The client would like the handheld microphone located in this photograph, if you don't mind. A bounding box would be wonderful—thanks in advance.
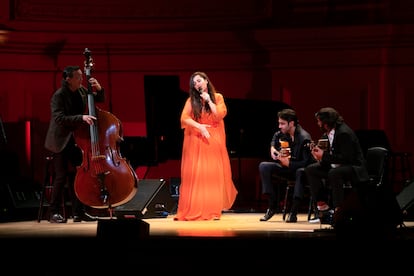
[198,87,202,94]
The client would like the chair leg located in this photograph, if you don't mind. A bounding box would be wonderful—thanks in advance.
[308,197,317,221]
[37,156,53,222]
[282,185,291,221]
[37,186,46,222]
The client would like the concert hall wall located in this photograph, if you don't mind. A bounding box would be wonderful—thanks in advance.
[1,1,414,208]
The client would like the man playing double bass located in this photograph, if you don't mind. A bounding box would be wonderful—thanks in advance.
[44,65,103,223]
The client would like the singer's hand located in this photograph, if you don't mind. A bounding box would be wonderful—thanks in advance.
[199,124,211,138]
[200,92,211,103]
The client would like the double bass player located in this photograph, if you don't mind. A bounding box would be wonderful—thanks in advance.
[44,65,103,223]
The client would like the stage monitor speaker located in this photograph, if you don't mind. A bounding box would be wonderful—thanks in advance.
[113,178,176,219]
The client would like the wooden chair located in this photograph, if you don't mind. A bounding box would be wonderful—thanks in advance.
[277,167,316,221]
[281,179,315,221]
[257,170,316,220]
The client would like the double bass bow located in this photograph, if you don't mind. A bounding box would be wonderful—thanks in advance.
[74,48,138,210]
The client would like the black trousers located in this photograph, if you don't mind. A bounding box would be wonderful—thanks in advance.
[259,161,307,210]
[49,142,83,216]
[305,162,354,209]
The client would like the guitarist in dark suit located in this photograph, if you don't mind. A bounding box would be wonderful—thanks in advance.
[258,108,314,222]
[306,107,368,224]
[44,65,104,223]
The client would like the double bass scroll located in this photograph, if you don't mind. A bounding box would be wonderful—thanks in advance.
[74,48,138,209]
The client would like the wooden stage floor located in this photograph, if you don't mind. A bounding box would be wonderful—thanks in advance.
[1,212,414,272]
[2,211,414,241]
[1,211,413,239]
[0,212,336,239]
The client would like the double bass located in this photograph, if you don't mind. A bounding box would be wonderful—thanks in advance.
[74,48,138,210]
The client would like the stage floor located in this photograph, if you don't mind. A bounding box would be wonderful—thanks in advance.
[1,212,414,240]
[1,212,414,272]
[0,212,334,239]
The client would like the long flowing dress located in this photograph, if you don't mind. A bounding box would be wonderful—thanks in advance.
[174,93,238,220]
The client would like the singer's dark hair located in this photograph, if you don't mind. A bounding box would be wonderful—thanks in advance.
[189,71,217,121]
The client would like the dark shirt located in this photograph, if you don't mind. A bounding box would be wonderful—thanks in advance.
[270,124,314,172]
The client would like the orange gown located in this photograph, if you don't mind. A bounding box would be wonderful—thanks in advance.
[174,93,238,221]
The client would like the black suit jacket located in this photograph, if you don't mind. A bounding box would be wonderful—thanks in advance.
[44,85,105,153]
[320,122,369,183]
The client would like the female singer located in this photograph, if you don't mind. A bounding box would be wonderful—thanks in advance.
[174,71,238,221]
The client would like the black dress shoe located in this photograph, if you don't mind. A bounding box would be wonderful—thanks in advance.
[82,212,98,221]
[260,209,276,221]
[73,212,98,222]
[50,214,67,223]
[285,213,297,223]
[320,209,335,225]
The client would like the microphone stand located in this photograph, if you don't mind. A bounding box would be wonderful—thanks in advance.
[0,115,7,146]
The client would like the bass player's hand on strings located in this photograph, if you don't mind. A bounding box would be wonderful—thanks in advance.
[82,115,97,125]
[88,77,102,91]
